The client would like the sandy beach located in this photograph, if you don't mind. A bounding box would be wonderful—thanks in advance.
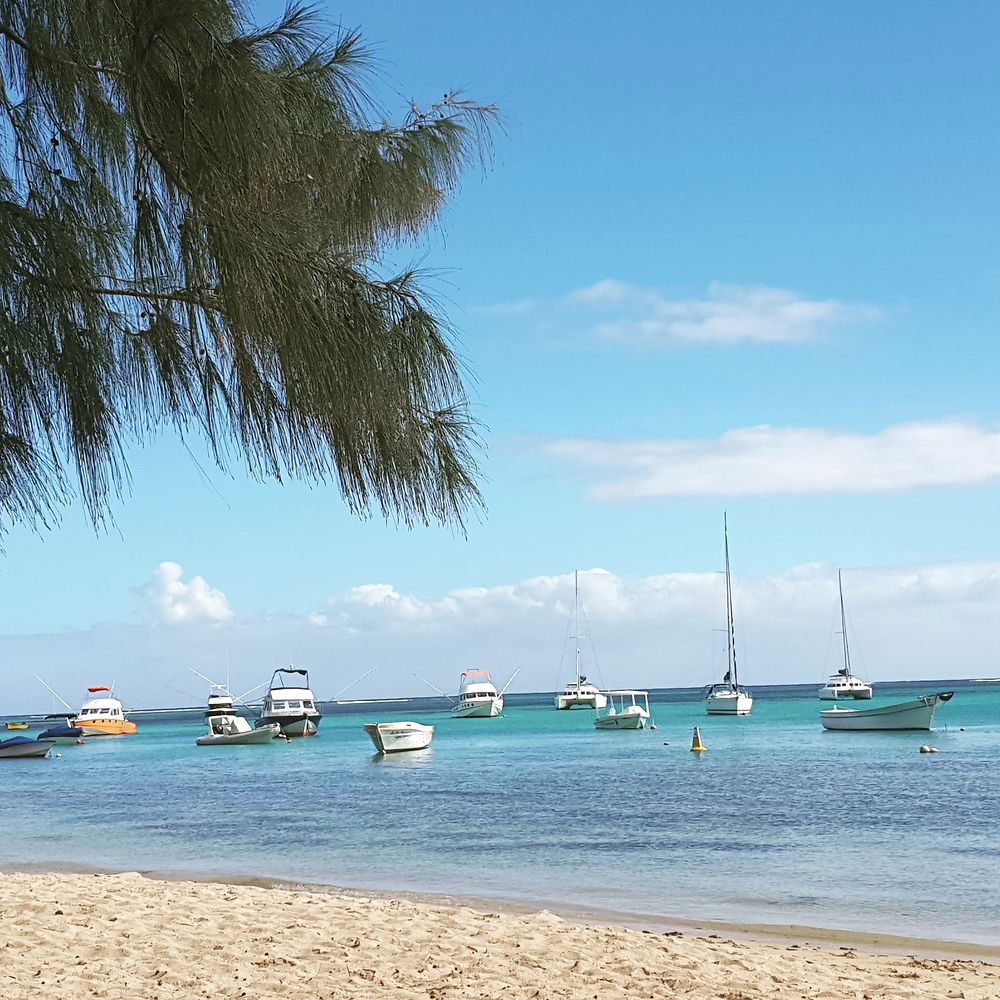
[2,872,998,999]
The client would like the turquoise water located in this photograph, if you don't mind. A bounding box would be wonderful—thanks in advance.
[2,680,998,944]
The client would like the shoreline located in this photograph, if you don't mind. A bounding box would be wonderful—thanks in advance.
[3,869,999,1000]
[7,859,999,962]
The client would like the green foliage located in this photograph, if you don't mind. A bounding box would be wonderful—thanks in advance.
[0,0,497,535]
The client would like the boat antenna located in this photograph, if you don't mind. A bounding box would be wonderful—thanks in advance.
[34,674,73,711]
[329,666,377,702]
[724,512,738,690]
[499,667,521,696]
[412,672,456,704]
[233,680,269,703]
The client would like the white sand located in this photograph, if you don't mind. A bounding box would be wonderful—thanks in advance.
[2,871,998,998]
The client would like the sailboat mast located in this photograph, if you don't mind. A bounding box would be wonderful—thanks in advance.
[574,570,581,686]
[838,570,852,677]
[724,514,738,689]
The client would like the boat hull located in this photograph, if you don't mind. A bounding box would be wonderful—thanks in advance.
[820,693,951,731]
[364,722,435,754]
[0,738,54,759]
[704,690,753,715]
[197,725,281,746]
[256,714,320,737]
[38,726,85,745]
[555,692,608,710]
[594,712,647,731]
[451,698,502,718]
[76,719,138,736]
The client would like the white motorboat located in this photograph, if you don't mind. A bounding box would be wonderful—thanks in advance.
[554,571,608,711]
[255,668,322,736]
[594,690,651,730]
[704,515,753,716]
[818,572,873,700]
[364,721,435,754]
[197,713,281,745]
[820,691,954,731]
[451,670,505,717]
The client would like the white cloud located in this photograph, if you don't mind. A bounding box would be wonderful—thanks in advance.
[546,419,1000,499]
[138,561,234,625]
[8,560,999,714]
[484,279,884,346]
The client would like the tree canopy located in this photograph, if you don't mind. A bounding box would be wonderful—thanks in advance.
[0,0,497,537]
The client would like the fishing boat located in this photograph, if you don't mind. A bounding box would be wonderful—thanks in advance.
[593,690,651,730]
[819,572,873,700]
[75,686,138,736]
[4,721,30,730]
[704,515,753,716]
[0,736,55,759]
[363,721,435,754]
[255,668,321,736]
[451,669,511,718]
[554,571,608,710]
[196,682,282,745]
[820,691,953,731]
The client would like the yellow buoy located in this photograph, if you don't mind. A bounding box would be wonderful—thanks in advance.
[690,726,708,753]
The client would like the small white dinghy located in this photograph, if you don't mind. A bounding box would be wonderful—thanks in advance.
[196,713,282,746]
[364,721,435,754]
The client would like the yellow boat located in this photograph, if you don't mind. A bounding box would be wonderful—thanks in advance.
[4,722,29,730]
[75,686,138,736]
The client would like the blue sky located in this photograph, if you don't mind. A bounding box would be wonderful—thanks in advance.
[4,2,1000,711]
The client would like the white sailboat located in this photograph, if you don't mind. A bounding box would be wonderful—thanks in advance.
[554,571,608,711]
[704,515,753,716]
[818,572,873,700]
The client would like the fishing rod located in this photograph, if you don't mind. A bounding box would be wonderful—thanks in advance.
[499,668,521,696]
[327,666,377,703]
[413,672,456,704]
[34,674,73,711]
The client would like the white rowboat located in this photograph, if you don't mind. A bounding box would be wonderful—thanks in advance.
[364,721,435,754]
[820,692,954,731]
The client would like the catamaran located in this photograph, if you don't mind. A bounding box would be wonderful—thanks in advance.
[819,571,873,700]
[704,515,753,716]
[554,571,608,710]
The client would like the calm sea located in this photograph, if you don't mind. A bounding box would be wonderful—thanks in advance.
[2,679,998,944]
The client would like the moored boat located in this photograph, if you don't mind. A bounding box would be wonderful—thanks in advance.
[37,724,85,745]
[594,690,651,730]
[451,670,507,718]
[364,721,435,754]
[704,515,753,716]
[0,736,55,759]
[820,692,954,731]
[255,668,321,736]
[75,686,138,736]
[4,721,30,730]
[197,714,281,746]
[554,572,608,711]
[818,572,873,700]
